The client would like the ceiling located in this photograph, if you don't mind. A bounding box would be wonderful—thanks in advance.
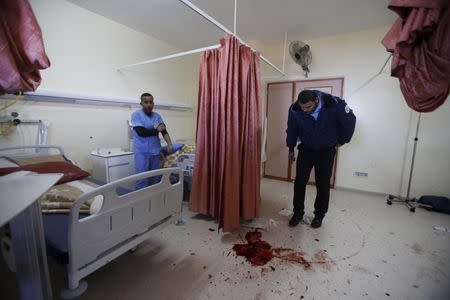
[68,0,396,50]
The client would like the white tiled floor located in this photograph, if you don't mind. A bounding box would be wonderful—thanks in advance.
[2,178,450,299]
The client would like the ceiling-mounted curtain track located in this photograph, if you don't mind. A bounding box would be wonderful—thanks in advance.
[0,89,192,111]
[117,0,285,76]
[234,0,237,35]
[117,44,220,70]
[282,32,288,73]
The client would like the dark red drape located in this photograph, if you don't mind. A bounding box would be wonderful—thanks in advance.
[382,0,450,112]
[189,35,262,231]
[0,0,50,95]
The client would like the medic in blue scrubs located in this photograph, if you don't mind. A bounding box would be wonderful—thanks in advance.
[286,90,356,228]
[131,93,173,189]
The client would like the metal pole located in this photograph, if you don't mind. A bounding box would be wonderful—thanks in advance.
[117,44,220,70]
[347,54,392,100]
[405,113,421,200]
[378,54,392,75]
[260,56,285,75]
[282,32,287,73]
[178,0,233,35]
[234,0,237,35]
[119,0,285,76]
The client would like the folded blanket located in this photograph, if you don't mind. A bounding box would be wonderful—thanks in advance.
[40,179,103,214]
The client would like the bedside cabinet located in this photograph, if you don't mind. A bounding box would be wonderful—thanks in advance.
[91,150,135,189]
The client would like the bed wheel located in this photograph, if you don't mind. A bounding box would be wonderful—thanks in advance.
[60,280,88,299]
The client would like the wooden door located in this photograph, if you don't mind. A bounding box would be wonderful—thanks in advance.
[264,82,294,180]
[292,78,344,187]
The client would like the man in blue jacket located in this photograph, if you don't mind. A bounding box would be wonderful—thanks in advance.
[131,93,173,189]
[286,90,356,228]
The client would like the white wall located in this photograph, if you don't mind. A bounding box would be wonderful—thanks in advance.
[405,103,450,198]
[0,0,199,170]
[260,27,450,198]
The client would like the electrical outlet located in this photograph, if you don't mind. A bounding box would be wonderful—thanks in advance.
[353,171,368,178]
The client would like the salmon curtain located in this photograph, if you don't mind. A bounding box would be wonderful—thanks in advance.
[189,35,262,231]
[382,0,450,112]
[0,0,50,94]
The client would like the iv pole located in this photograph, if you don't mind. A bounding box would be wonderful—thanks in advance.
[386,112,422,212]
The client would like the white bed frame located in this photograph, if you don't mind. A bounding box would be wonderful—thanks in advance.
[0,145,183,298]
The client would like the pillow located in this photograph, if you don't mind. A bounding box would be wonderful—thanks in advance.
[0,157,19,168]
[40,179,102,214]
[0,161,90,184]
[11,154,68,166]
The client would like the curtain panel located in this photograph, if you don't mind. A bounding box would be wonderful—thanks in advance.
[189,35,262,231]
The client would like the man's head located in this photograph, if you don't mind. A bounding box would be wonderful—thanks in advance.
[140,92,154,114]
[297,90,319,114]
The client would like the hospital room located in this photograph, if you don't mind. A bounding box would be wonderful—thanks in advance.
[0,0,449,299]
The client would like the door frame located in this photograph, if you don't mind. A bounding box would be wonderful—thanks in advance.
[263,81,296,181]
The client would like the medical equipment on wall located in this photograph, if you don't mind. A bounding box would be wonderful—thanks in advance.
[0,111,49,146]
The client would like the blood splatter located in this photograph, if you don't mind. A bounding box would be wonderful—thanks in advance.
[232,230,313,269]
[232,230,273,266]
[273,247,312,270]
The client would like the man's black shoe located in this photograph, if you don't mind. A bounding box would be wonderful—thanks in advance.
[311,217,323,228]
[288,214,303,227]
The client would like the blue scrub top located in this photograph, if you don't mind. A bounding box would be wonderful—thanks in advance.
[131,110,164,155]
[310,97,323,120]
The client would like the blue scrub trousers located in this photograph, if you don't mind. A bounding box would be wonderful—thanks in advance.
[135,152,162,190]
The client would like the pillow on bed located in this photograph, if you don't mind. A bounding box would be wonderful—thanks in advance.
[0,161,90,184]
[0,157,19,168]
[40,179,102,215]
[11,154,68,166]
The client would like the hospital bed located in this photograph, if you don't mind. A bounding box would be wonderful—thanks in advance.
[0,145,183,298]
[162,143,196,201]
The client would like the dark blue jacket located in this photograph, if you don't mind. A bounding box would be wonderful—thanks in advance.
[286,90,356,151]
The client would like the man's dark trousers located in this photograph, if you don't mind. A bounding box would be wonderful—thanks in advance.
[293,144,336,219]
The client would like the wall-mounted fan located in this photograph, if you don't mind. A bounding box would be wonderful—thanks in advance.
[289,41,312,77]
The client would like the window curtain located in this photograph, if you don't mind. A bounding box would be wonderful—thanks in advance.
[189,35,262,232]
[0,0,50,94]
[382,0,450,112]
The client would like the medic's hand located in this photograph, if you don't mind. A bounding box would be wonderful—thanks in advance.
[288,151,295,163]
[167,144,174,154]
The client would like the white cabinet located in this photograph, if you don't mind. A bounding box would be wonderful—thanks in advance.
[91,151,135,188]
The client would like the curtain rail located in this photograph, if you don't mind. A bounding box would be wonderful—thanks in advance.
[117,0,285,76]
